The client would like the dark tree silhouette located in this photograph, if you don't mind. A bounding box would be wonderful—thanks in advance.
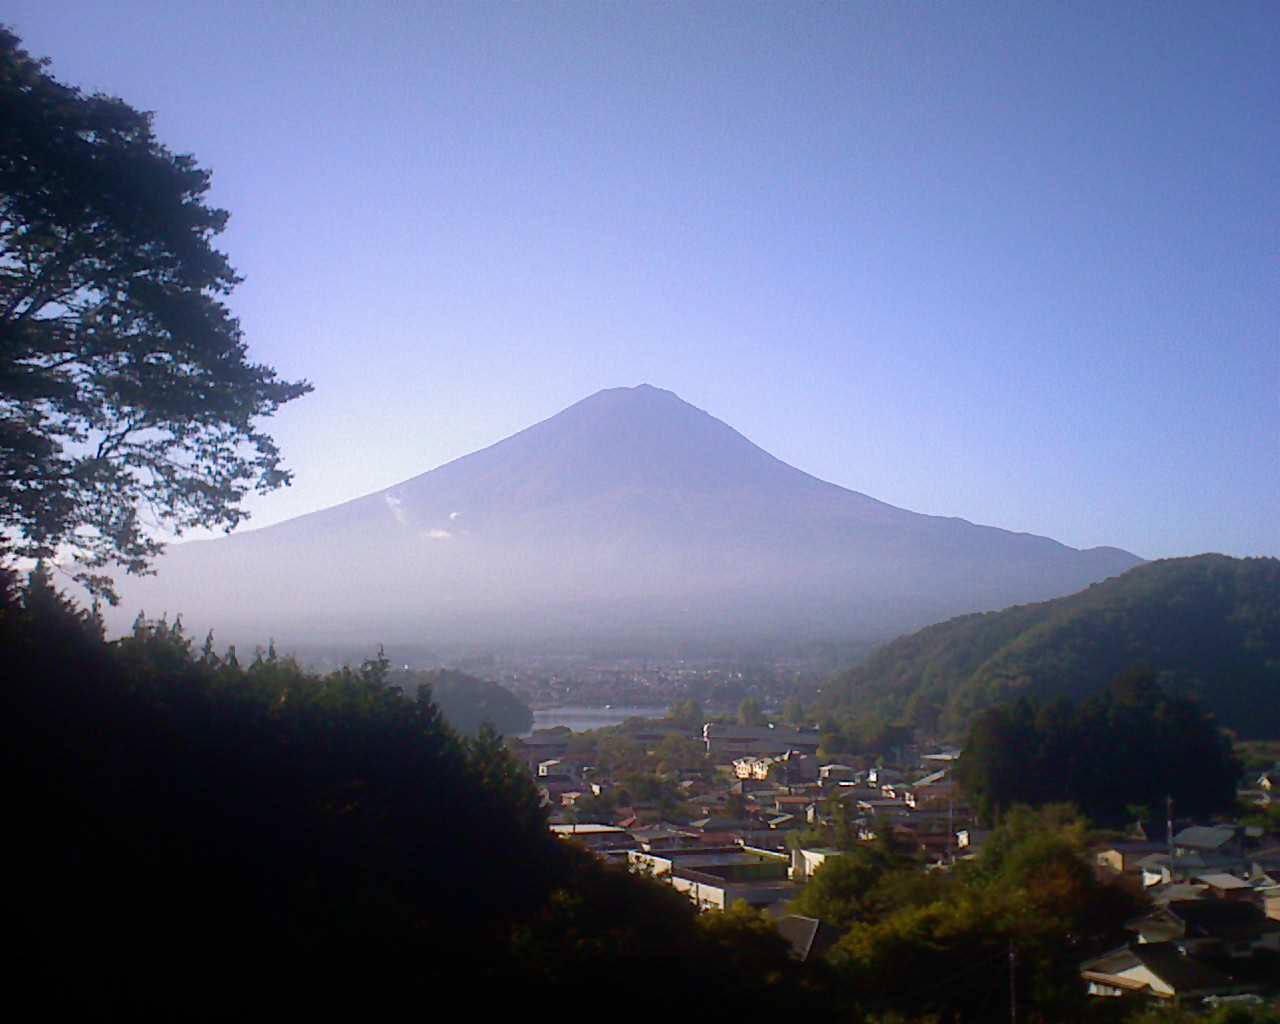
[956,669,1240,823]
[0,29,309,595]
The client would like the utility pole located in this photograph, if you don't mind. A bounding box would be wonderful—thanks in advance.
[1009,941,1017,1024]
[948,788,955,863]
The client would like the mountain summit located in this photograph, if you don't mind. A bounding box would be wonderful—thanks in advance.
[108,385,1142,649]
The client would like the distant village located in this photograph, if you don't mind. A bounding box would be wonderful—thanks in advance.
[481,654,830,711]
[514,719,1280,1008]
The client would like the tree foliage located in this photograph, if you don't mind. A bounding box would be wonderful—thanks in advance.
[830,807,1144,1023]
[667,697,704,730]
[0,29,309,594]
[654,731,706,774]
[955,670,1240,824]
[2,570,839,1011]
[790,847,897,930]
[821,555,1280,738]
[1126,1005,1280,1024]
[738,695,766,726]
[394,666,533,737]
[782,695,807,726]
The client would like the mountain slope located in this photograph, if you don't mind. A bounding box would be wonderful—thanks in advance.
[822,554,1280,737]
[106,385,1142,649]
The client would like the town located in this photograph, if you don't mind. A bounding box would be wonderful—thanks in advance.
[515,713,1280,1010]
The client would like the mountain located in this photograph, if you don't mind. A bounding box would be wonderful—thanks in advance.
[821,554,1280,738]
[106,384,1142,650]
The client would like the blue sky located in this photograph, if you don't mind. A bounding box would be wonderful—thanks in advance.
[10,2,1278,559]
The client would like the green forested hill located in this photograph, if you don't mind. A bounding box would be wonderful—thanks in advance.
[822,555,1280,738]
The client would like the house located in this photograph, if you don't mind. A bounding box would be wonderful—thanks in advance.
[629,845,798,911]
[1173,825,1243,860]
[688,816,755,832]
[775,915,842,962]
[1128,898,1280,957]
[630,824,698,850]
[867,766,906,786]
[538,756,593,777]
[513,731,569,768]
[703,723,820,760]
[732,754,774,780]
[1081,942,1259,1001]
[790,846,843,881]
[832,785,881,806]
[1262,884,1280,922]
[1251,846,1280,880]
[819,764,858,784]
[1148,883,1209,907]
[1194,873,1257,902]
[669,868,799,912]
[1161,825,1250,880]
[856,798,910,819]
[956,828,991,855]
[1140,853,1174,887]
[737,829,790,853]
[1096,841,1168,875]
[901,779,958,810]
[1083,895,1280,1003]
[910,831,955,863]
[549,823,639,859]
[910,768,949,788]
[536,773,581,806]
[731,749,818,783]
[774,793,814,815]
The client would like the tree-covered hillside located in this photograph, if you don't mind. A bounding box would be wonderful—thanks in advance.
[955,670,1241,824]
[394,667,533,736]
[822,555,1280,738]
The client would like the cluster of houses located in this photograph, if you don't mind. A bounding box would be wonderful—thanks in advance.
[1085,815,1280,1004]
[519,723,976,863]
[518,723,1280,1001]
[518,724,982,960]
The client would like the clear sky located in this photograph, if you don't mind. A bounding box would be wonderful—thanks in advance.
[9,2,1278,559]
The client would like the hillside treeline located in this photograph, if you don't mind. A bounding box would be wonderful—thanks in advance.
[821,555,1280,739]
[955,669,1240,824]
[2,567,816,1016]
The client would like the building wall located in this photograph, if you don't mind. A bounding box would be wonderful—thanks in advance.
[791,847,840,881]
[1118,965,1173,998]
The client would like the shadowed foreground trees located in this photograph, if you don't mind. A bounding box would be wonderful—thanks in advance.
[6,571,1240,1021]
[803,806,1146,1024]
[7,570,554,1001]
[3,569,820,1015]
